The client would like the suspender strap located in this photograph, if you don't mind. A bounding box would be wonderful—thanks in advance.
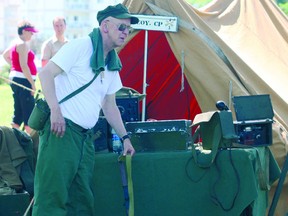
[58,73,98,104]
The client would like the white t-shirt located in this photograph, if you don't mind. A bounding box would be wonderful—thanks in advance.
[51,36,122,129]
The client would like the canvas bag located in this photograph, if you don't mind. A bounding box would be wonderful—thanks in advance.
[190,111,238,168]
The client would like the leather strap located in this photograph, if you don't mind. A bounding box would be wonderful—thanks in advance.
[121,134,130,143]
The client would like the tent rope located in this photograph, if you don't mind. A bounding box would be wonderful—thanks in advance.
[180,50,185,92]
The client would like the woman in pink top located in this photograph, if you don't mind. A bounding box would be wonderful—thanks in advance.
[3,20,38,134]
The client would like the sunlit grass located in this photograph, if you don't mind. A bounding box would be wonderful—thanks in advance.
[186,0,213,8]
[0,73,41,127]
[0,83,14,127]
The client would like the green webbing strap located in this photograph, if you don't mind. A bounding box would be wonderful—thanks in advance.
[58,73,98,104]
[255,147,270,191]
[126,155,134,216]
[191,126,201,162]
[119,155,134,216]
[231,144,271,191]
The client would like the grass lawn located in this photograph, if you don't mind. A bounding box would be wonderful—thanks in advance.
[0,83,14,127]
[0,75,41,127]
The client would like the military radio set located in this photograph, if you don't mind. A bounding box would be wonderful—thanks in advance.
[232,94,274,147]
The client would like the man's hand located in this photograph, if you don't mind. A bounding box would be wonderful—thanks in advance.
[122,139,135,156]
[50,106,66,137]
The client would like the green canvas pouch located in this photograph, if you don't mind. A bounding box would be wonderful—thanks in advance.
[28,98,50,131]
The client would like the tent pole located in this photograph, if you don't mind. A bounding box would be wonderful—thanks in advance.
[141,30,148,121]
[229,81,233,109]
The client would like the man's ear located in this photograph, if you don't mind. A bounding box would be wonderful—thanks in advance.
[102,22,109,33]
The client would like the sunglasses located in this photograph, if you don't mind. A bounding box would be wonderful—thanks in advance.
[107,20,133,33]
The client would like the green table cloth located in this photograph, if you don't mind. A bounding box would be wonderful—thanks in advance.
[93,147,280,216]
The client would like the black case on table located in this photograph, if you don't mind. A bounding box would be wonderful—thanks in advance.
[232,94,274,146]
[125,119,192,152]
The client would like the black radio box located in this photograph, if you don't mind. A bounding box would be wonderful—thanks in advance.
[115,87,144,123]
[116,97,139,122]
[232,94,274,146]
[125,119,192,152]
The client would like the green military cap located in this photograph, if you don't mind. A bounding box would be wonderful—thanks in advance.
[97,3,139,25]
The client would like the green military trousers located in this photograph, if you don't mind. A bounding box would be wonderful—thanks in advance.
[32,119,95,216]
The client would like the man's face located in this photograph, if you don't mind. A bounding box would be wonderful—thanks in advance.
[53,19,66,36]
[105,18,132,48]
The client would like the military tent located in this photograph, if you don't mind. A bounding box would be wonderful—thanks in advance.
[119,0,288,214]
[119,0,287,128]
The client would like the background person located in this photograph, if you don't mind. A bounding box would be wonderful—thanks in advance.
[2,20,38,134]
[41,16,68,67]
[32,4,138,215]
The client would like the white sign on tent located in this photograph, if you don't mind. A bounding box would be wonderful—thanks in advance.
[132,15,178,32]
[131,15,178,121]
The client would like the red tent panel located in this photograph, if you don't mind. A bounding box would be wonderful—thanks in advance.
[119,30,201,121]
